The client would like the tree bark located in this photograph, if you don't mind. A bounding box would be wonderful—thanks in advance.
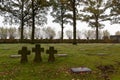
[31,0,35,42]
[72,0,77,45]
[61,4,64,42]
[95,16,99,41]
[21,0,24,41]
[96,25,99,40]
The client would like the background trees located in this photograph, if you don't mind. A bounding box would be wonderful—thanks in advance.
[0,27,8,39]
[8,27,17,39]
[83,30,95,40]
[0,0,49,41]
[66,30,73,39]
[43,27,56,39]
[50,0,73,41]
[0,27,17,39]
[115,31,120,35]
[76,30,81,39]
[79,0,111,40]
[110,0,120,24]
[31,0,50,41]
[0,0,31,40]
[0,0,120,42]
[103,30,110,39]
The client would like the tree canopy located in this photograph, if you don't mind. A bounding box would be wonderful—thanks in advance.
[78,0,111,40]
[0,0,119,42]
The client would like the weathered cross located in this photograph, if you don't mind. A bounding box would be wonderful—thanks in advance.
[46,46,57,62]
[32,44,44,63]
[18,46,30,63]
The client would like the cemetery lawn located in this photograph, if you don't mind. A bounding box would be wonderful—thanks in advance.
[0,43,120,80]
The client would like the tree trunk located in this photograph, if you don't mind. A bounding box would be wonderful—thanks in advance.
[31,0,35,42]
[72,0,77,45]
[20,0,24,41]
[96,26,99,41]
[95,16,99,41]
[61,5,64,42]
[61,24,64,41]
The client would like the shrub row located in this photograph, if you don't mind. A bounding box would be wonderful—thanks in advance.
[0,39,118,43]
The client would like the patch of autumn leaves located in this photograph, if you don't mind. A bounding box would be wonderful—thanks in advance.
[0,63,20,77]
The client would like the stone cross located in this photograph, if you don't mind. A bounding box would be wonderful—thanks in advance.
[18,46,30,63]
[32,44,44,63]
[46,46,57,62]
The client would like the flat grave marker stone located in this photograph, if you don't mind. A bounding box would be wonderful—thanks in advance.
[71,67,92,74]
[86,53,109,56]
[10,54,21,58]
[97,53,109,56]
[56,54,68,57]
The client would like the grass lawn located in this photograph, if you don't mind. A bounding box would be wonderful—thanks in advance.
[0,43,120,80]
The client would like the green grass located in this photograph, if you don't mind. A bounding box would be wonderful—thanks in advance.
[0,43,120,80]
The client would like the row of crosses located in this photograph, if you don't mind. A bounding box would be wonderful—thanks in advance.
[18,44,57,63]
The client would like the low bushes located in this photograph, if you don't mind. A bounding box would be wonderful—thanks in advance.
[0,39,117,43]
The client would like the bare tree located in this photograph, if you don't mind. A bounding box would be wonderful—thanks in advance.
[0,27,8,39]
[83,30,95,40]
[57,31,62,39]
[76,30,81,39]
[98,30,103,39]
[8,27,17,39]
[35,28,44,39]
[103,30,110,39]
[23,27,32,39]
[66,30,72,39]
[43,27,56,39]
[115,31,120,35]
